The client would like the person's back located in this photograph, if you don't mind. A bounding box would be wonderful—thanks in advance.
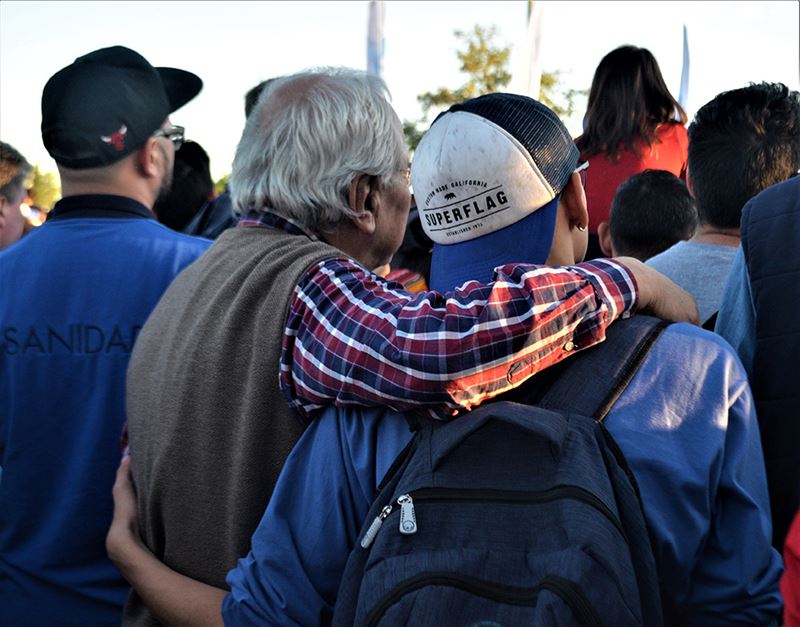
[717,175,800,551]
[647,82,800,325]
[0,208,208,621]
[646,240,737,323]
[0,46,208,625]
[583,122,688,241]
[124,225,337,623]
[223,93,782,626]
[225,320,781,626]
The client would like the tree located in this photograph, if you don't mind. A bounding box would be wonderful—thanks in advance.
[417,25,512,115]
[538,70,585,121]
[402,120,426,154]
[28,165,61,211]
[214,174,230,195]
[402,25,585,152]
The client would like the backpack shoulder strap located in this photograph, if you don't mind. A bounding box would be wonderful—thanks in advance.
[508,315,669,422]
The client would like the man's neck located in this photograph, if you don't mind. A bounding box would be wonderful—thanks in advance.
[690,224,740,248]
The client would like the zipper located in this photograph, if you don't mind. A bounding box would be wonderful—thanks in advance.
[364,572,602,627]
[360,504,394,549]
[361,485,626,546]
[397,494,417,535]
[361,494,418,548]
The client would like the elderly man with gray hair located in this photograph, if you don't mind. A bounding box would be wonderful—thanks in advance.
[117,67,695,625]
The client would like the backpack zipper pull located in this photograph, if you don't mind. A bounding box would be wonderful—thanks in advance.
[360,504,393,549]
[397,494,417,535]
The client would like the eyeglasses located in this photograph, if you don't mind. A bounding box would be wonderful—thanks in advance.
[575,160,589,189]
[153,125,185,150]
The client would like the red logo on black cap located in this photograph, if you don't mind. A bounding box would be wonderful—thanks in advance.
[100,125,128,151]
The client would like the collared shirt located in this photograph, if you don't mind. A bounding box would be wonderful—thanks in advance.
[47,193,155,221]
[238,211,638,418]
[224,323,783,626]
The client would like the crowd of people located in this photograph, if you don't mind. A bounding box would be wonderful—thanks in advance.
[0,41,799,627]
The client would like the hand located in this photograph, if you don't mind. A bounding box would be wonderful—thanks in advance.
[615,257,700,325]
[106,455,147,569]
[105,456,227,625]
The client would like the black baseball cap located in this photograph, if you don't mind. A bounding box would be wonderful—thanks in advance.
[41,46,202,169]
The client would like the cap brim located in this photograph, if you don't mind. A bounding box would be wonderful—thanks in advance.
[157,67,202,113]
[429,196,558,292]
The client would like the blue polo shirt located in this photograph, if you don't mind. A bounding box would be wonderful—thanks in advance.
[0,195,210,626]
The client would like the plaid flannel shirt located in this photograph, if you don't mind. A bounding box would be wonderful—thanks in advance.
[238,212,637,419]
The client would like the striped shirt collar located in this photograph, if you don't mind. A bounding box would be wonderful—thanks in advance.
[237,210,319,241]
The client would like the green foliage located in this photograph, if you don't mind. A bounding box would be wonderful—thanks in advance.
[28,165,60,211]
[214,174,230,195]
[417,25,512,115]
[539,70,587,120]
[404,24,584,152]
[402,120,426,153]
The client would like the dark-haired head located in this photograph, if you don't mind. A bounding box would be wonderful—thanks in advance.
[605,169,697,261]
[0,141,31,201]
[688,82,800,230]
[578,45,686,159]
[153,140,213,231]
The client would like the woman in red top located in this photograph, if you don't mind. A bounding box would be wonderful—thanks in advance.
[577,46,688,259]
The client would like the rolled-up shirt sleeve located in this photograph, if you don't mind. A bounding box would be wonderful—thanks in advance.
[280,258,638,418]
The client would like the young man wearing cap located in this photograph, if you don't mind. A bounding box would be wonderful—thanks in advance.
[0,46,210,625]
[107,93,779,625]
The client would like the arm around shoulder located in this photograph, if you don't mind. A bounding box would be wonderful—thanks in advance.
[282,257,698,418]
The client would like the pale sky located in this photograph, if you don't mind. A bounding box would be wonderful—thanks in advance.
[1,0,798,180]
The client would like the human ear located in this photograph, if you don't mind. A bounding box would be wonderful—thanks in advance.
[561,172,590,263]
[597,221,614,257]
[560,172,589,232]
[347,174,377,235]
[134,138,160,179]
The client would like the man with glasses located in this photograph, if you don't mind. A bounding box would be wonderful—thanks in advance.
[0,46,210,625]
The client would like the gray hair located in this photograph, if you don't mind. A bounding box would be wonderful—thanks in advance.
[229,67,407,234]
[0,141,31,200]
